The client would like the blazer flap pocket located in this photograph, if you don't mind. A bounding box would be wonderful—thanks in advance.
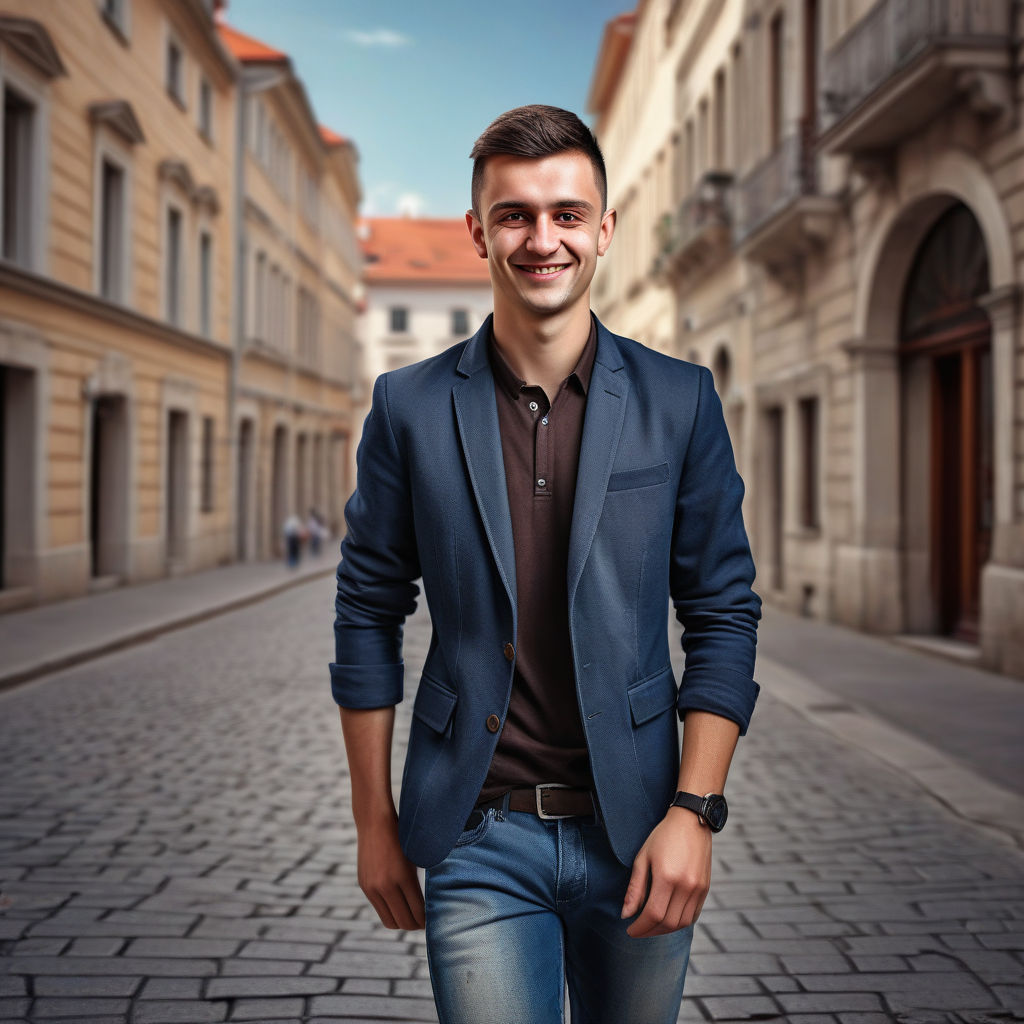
[608,462,669,492]
[627,666,678,725]
[413,673,458,733]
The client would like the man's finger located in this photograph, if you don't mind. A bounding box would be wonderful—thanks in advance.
[620,854,650,918]
[626,879,671,937]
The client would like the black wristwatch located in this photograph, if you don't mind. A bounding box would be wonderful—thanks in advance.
[669,791,728,832]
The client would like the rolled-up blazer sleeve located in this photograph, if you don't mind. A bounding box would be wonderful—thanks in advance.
[671,366,761,732]
[330,373,421,709]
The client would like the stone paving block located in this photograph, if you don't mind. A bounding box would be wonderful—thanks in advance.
[682,973,762,996]
[124,937,240,959]
[206,975,337,998]
[2,956,217,977]
[138,978,203,999]
[8,938,69,956]
[698,993,782,1017]
[237,939,328,960]
[67,938,127,957]
[0,981,24,997]
[308,951,417,979]
[778,992,886,1013]
[309,994,439,1020]
[0,1005,28,1019]
[219,959,304,976]
[341,979,390,995]
[31,998,131,1017]
[780,954,853,974]
[760,975,800,992]
[229,998,306,1020]
[132,1001,228,1023]
[689,952,782,975]
[34,975,142,996]
[392,979,435,998]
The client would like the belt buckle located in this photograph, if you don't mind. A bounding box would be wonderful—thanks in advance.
[535,783,572,820]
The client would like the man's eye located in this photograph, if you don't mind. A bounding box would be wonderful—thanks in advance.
[556,212,579,222]
[503,212,526,222]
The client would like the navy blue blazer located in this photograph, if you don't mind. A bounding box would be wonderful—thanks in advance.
[331,314,761,868]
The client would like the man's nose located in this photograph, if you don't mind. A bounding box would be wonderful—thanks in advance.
[526,216,559,256]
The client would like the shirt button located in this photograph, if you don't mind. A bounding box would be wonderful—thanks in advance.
[528,401,539,412]
[503,642,515,661]
[486,714,501,733]
[537,478,546,488]
[541,417,548,425]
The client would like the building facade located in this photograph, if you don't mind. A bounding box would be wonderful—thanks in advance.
[359,217,491,385]
[219,22,362,552]
[592,0,1024,676]
[0,1,361,612]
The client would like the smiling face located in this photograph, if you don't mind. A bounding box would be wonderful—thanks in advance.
[466,151,615,327]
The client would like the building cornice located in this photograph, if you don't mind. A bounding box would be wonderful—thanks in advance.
[0,260,232,361]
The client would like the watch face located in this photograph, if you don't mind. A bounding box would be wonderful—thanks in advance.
[702,794,728,832]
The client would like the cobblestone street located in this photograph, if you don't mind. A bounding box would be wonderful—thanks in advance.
[1,576,1022,1023]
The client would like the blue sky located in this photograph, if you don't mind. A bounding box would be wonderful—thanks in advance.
[228,0,629,217]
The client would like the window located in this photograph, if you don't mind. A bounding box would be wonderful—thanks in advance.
[200,415,214,513]
[165,206,182,326]
[769,12,785,151]
[253,250,266,339]
[2,86,35,266]
[390,306,408,333]
[451,309,469,336]
[99,158,125,301]
[166,36,184,105]
[198,230,212,337]
[713,68,726,169]
[798,396,819,529]
[102,0,129,39]
[684,119,694,194]
[198,77,212,140]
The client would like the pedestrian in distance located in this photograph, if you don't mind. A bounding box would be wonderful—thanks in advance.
[282,512,303,569]
[331,104,761,1023]
[307,507,324,558]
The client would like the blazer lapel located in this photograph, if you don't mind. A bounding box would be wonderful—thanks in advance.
[568,322,630,605]
[452,317,517,612]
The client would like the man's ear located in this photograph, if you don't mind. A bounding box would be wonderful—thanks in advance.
[597,207,616,257]
[466,210,488,259]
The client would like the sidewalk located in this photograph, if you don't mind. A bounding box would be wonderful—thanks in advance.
[753,604,1024,850]
[0,550,338,692]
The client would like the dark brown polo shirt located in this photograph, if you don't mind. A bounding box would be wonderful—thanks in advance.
[478,318,597,802]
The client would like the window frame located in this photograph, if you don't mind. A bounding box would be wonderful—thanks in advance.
[164,25,186,109]
[389,306,409,334]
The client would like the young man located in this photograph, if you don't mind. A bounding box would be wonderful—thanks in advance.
[332,105,760,1023]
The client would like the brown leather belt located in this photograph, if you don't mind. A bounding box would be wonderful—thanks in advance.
[468,784,597,829]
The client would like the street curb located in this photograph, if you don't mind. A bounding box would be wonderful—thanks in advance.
[758,653,1024,851]
[0,566,336,695]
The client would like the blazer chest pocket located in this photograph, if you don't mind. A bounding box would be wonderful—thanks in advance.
[607,462,669,493]
[413,673,458,736]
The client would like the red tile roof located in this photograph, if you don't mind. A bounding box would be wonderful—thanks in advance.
[361,218,491,285]
[217,23,287,63]
[319,125,348,147]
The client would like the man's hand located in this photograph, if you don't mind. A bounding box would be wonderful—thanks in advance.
[621,807,711,937]
[356,813,425,931]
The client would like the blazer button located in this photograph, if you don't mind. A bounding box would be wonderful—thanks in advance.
[503,642,515,661]
[486,714,501,733]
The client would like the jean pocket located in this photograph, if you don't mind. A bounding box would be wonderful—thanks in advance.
[454,808,494,847]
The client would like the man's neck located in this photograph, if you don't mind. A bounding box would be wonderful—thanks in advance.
[491,301,593,401]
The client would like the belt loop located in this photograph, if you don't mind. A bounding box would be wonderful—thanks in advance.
[497,791,511,821]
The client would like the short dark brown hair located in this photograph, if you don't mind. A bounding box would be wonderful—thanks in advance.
[470,104,608,216]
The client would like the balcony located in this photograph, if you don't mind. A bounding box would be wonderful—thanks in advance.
[819,0,1013,156]
[653,171,733,283]
[735,128,838,273]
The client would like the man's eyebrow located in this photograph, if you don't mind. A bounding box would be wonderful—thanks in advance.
[488,199,596,217]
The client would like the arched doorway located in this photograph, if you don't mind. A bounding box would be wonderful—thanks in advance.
[900,203,992,641]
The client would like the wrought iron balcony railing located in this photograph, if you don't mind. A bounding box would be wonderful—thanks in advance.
[654,171,733,280]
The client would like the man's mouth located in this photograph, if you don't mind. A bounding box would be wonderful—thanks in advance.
[516,263,570,277]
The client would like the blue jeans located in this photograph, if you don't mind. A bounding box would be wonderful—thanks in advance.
[424,805,692,1024]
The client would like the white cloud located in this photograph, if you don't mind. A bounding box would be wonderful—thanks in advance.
[345,28,412,48]
[396,192,426,217]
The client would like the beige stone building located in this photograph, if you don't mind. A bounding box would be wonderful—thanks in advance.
[219,22,362,553]
[0,2,362,613]
[591,0,1024,677]
[0,0,239,609]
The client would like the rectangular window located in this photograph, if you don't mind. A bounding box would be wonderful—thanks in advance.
[198,77,213,140]
[200,415,214,513]
[3,86,35,266]
[390,306,408,333]
[451,309,469,336]
[684,119,694,194]
[254,251,266,339]
[798,396,819,529]
[199,230,212,337]
[713,68,726,169]
[166,37,183,104]
[102,0,127,36]
[100,158,125,301]
[166,206,182,326]
[769,12,785,151]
